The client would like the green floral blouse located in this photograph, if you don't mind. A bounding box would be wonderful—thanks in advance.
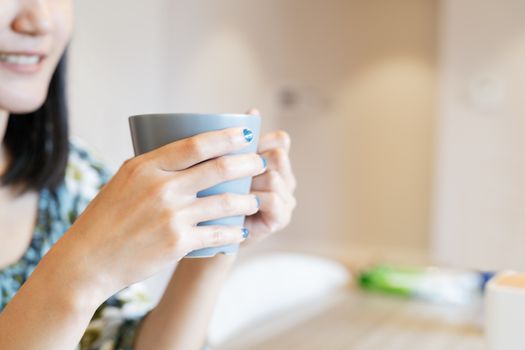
[0,139,154,350]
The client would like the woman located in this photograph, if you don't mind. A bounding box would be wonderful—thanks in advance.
[0,1,296,349]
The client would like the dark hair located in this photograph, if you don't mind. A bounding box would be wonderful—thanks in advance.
[1,54,69,194]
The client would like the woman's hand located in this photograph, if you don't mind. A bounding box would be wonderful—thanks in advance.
[244,109,297,243]
[55,127,265,302]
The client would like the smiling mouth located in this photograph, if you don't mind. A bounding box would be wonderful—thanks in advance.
[0,52,46,73]
[0,53,44,65]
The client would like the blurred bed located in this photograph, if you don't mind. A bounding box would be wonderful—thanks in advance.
[209,253,485,350]
[140,252,485,350]
[209,253,351,347]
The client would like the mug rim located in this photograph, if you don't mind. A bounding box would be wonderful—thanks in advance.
[129,113,260,120]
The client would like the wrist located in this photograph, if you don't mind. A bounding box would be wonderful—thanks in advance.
[136,254,237,350]
[25,267,100,320]
[177,253,237,277]
[167,254,237,293]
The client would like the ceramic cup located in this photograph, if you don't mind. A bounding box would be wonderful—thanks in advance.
[485,271,525,350]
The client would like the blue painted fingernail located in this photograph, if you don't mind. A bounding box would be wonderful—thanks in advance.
[242,228,250,239]
[243,129,254,142]
[255,196,260,208]
[260,156,267,169]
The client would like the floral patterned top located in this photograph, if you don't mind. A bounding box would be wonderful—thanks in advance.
[0,139,154,350]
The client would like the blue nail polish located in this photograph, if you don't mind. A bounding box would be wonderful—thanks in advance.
[260,156,267,169]
[243,129,254,143]
[242,228,250,239]
[255,196,260,208]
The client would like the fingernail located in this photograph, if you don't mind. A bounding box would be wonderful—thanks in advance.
[243,129,254,143]
[255,196,260,208]
[242,228,250,239]
[260,156,267,169]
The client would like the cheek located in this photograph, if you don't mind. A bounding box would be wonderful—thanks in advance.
[56,0,74,43]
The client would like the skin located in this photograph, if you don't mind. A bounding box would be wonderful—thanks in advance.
[0,1,296,350]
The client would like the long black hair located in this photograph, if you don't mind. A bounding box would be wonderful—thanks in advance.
[1,54,69,194]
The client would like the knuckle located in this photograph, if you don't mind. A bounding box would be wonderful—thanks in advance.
[204,228,224,247]
[267,170,281,188]
[214,157,233,178]
[198,231,208,248]
[184,137,206,159]
[151,180,171,203]
[219,193,237,212]
[272,148,287,168]
[167,174,183,190]
[224,130,238,146]
[170,209,185,228]
[268,193,281,208]
[123,157,149,179]
[275,130,291,149]
[212,230,223,245]
[274,147,287,159]
[268,220,281,233]
[122,158,134,170]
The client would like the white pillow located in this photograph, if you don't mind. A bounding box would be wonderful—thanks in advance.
[208,253,351,345]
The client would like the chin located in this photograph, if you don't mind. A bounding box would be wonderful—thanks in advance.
[0,89,48,114]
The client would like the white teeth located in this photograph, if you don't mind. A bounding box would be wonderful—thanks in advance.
[0,54,40,65]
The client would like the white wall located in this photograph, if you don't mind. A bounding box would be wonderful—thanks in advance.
[69,1,438,262]
[69,0,172,167]
[433,0,525,270]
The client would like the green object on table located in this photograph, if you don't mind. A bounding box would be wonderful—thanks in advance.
[359,265,425,297]
[358,264,485,304]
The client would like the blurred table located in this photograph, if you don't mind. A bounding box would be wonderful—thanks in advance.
[217,288,486,350]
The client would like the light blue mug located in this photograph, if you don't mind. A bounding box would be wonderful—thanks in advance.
[129,113,261,258]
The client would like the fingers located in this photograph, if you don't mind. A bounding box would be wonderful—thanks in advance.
[149,127,255,171]
[251,170,296,205]
[179,153,266,193]
[246,108,260,116]
[258,130,291,153]
[251,169,288,195]
[250,190,293,232]
[187,226,248,251]
[182,193,259,224]
[257,148,296,191]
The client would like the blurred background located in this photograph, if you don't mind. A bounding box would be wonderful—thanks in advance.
[67,0,525,348]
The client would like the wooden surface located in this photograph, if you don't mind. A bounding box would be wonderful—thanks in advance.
[217,289,486,350]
